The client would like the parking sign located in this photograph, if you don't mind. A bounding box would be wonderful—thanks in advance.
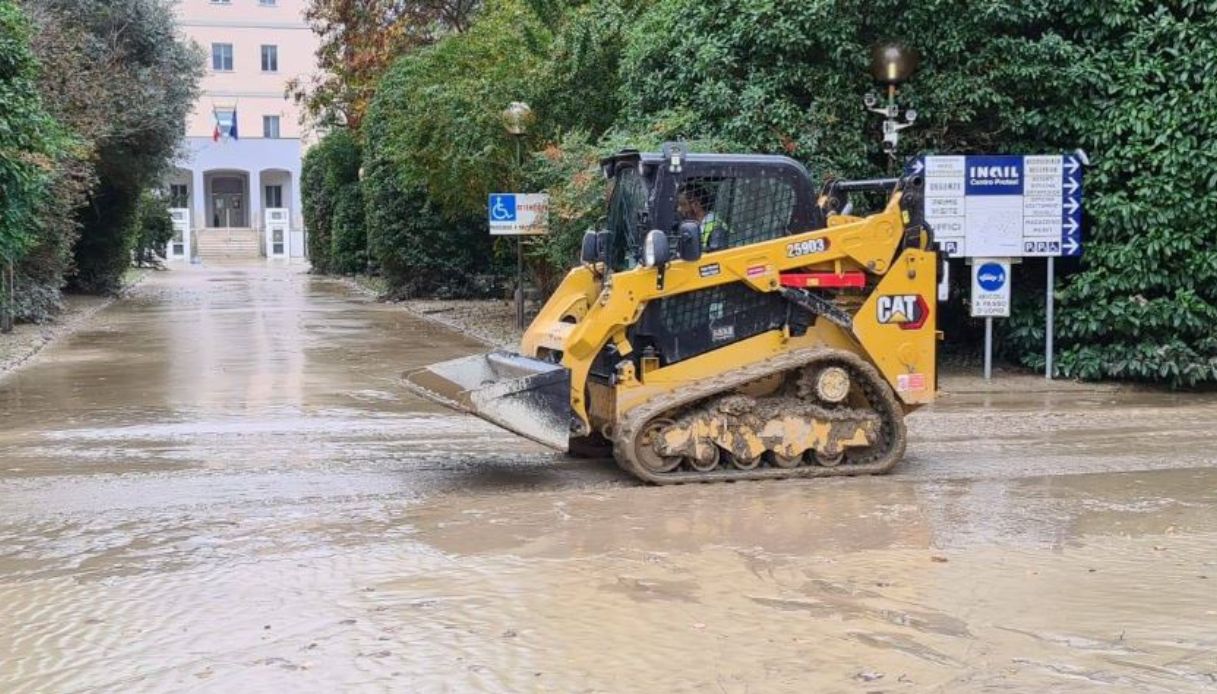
[488,193,548,235]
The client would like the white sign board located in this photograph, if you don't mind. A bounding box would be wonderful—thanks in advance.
[971,258,1011,318]
[265,208,289,258]
[168,208,190,260]
[910,154,1083,258]
[488,193,549,235]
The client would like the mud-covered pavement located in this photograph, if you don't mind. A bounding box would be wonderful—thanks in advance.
[2,265,1216,692]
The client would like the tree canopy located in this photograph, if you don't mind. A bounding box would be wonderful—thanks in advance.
[2,0,201,322]
[290,0,480,129]
[300,0,1217,387]
[0,1,67,269]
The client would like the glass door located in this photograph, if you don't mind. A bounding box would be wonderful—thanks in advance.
[212,192,245,227]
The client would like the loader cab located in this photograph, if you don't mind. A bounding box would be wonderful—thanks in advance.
[592,147,828,373]
[597,149,823,272]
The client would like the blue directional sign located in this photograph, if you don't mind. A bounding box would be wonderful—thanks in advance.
[1060,154,1083,256]
[906,154,1083,258]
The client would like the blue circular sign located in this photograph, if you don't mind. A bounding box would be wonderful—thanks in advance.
[977,262,1006,292]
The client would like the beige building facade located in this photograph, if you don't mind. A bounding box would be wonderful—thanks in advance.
[167,0,319,261]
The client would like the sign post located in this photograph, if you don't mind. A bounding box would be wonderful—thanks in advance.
[1046,256,1055,379]
[488,193,549,329]
[911,153,1084,378]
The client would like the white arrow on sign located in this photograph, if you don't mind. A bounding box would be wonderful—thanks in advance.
[909,159,925,175]
[1064,217,1079,234]
[1063,177,1080,195]
[1063,237,1080,254]
[1064,197,1080,215]
[1065,156,1080,175]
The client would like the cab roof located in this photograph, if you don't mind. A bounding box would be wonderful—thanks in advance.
[600,146,813,182]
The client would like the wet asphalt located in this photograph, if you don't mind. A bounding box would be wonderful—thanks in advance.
[2,264,1216,692]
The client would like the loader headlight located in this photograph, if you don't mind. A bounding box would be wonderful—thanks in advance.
[643,229,670,268]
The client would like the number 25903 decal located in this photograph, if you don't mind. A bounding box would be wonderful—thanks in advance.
[786,238,829,258]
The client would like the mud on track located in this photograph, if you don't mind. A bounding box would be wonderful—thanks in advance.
[1,264,1216,692]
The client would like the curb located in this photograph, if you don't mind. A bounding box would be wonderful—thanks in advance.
[337,276,516,349]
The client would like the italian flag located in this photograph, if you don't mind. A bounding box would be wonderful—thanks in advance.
[212,109,239,141]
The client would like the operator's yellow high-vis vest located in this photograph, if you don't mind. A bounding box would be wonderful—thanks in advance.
[701,213,722,247]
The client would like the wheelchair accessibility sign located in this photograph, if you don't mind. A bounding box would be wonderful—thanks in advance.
[488,193,549,235]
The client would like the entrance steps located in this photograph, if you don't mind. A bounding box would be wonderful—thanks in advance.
[197,228,261,263]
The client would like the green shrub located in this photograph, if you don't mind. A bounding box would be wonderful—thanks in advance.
[1007,2,1217,387]
[358,0,550,296]
[70,179,141,292]
[330,182,366,274]
[361,148,491,297]
[301,146,332,272]
[365,0,551,222]
[131,190,174,267]
[302,129,361,274]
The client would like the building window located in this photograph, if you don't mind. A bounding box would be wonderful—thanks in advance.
[170,184,189,208]
[259,0,277,5]
[261,45,278,72]
[263,115,281,139]
[211,43,233,71]
[265,185,284,209]
[211,0,232,4]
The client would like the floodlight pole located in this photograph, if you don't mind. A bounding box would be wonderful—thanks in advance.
[864,43,919,162]
[502,101,533,332]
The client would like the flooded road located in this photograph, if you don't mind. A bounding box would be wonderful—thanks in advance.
[2,264,1216,692]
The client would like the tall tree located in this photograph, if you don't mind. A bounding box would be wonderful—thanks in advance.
[289,0,480,130]
[21,0,202,295]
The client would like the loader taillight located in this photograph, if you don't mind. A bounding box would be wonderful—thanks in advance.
[779,271,866,289]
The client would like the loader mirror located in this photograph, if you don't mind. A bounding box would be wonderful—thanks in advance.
[677,220,702,262]
[643,229,670,268]
[580,229,600,264]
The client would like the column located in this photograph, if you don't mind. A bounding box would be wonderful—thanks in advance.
[246,171,261,232]
[192,169,206,230]
[289,164,303,232]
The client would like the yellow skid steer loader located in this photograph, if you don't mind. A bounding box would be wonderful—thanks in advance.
[406,144,939,484]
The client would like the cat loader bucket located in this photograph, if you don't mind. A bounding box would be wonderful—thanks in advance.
[403,351,572,450]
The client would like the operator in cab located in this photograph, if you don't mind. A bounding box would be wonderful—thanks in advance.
[678,180,728,252]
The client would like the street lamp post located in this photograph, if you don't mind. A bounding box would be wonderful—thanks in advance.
[863,42,919,161]
[501,101,533,330]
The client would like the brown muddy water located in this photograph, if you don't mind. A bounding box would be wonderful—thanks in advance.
[2,264,1216,692]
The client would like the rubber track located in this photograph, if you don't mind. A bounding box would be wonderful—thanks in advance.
[611,347,908,485]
